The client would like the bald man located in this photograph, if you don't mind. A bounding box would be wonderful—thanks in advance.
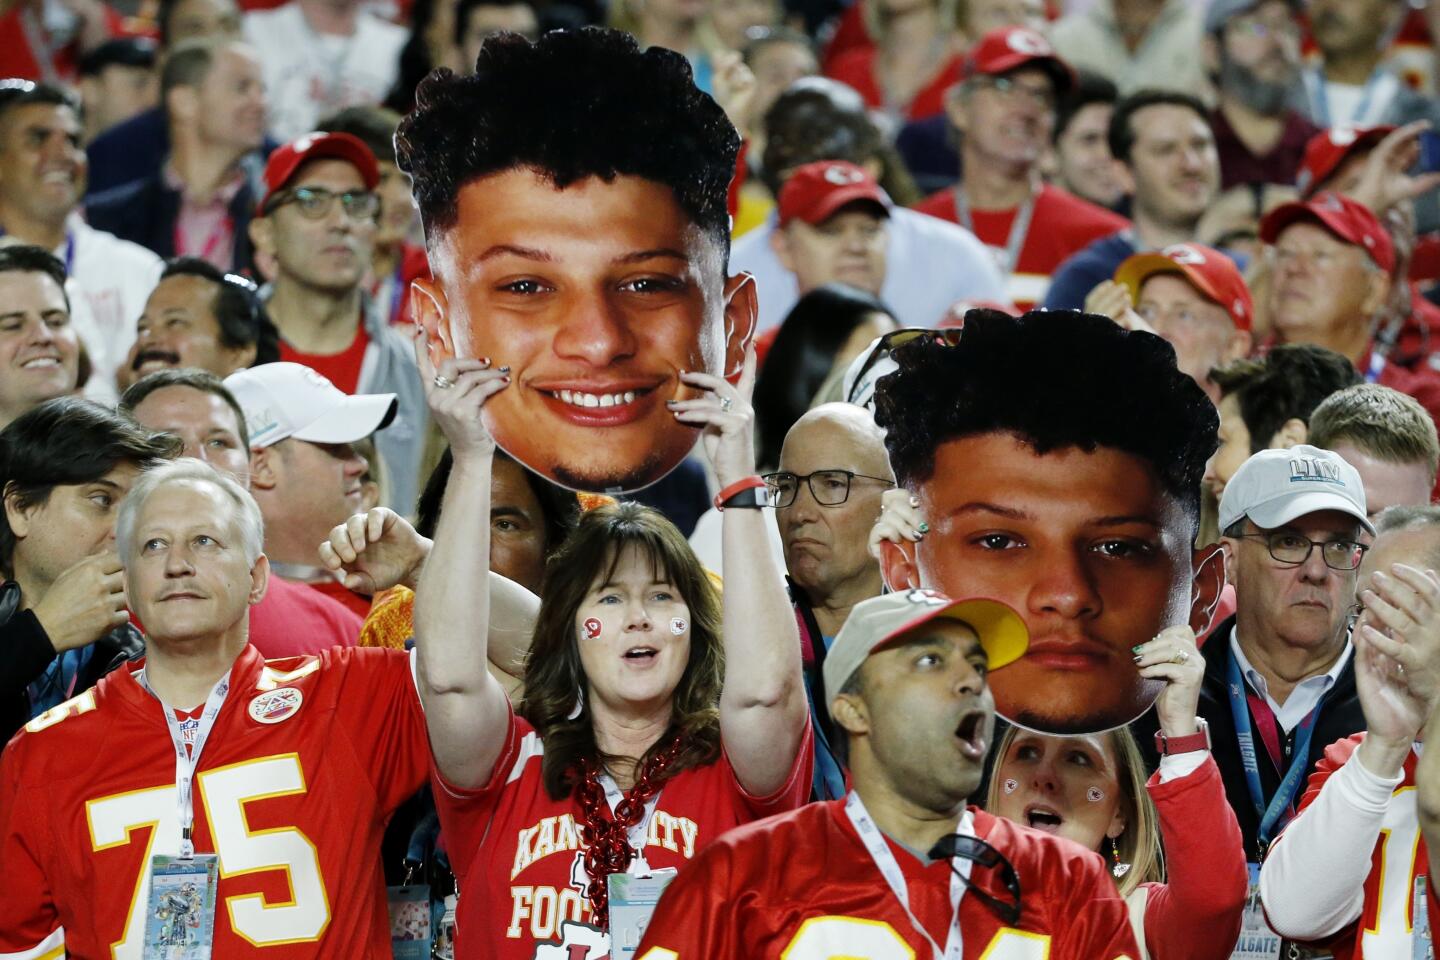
[768,402,896,799]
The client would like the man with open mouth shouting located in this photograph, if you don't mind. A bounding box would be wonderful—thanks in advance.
[636,588,1143,958]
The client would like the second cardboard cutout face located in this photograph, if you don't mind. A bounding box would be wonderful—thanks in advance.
[882,432,1220,735]
[416,168,754,494]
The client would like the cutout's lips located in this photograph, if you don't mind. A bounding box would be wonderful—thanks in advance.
[1023,636,1112,671]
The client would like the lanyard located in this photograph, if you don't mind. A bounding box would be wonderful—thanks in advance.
[1305,67,1392,127]
[953,186,1036,276]
[138,669,231,859]
[1365,348,1388,384]
[1225,650,1326,854]
[844,791,969,960]
[175,212,232,267]
[598,773,663,870]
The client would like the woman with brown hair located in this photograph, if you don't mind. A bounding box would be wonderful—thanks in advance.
[408,343,812,958]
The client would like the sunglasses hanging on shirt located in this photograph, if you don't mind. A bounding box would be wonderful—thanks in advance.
[928,833,1024,927]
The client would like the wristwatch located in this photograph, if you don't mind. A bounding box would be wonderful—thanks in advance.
[1155,718,1211,756]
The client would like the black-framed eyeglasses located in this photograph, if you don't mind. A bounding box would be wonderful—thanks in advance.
[762,470,894,508]
[929,833,1023,926]
[265,186,380,222]
[1233,532,1368,571]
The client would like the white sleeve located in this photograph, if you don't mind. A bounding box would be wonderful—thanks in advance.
[1157,750,1208,783]
[1258,747,1402,939]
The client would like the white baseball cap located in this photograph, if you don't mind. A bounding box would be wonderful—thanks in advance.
[824,589,1028,718]
[224,362,397,450]
[1218,444,1374,535]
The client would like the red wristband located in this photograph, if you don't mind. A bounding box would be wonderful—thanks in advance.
[714,476,767,510]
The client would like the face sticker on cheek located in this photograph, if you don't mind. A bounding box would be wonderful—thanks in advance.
[1003,778,1018,794]
[1087,786,1105,803]
[669,617,687,636]
[583,617,602,640]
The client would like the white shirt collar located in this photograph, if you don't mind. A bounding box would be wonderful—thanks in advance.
[1229,625,1352,733]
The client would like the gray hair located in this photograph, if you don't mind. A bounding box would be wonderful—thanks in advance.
[1373,505,1440,572]
[116,459,265,566]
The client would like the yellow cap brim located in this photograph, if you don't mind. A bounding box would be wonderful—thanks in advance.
[1113,253,1187,303]
[942,598,1029,671]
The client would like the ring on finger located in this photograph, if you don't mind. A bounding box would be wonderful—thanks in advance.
[433,374,455,390]
[1171,650,1190,665]
[720,396,734,412]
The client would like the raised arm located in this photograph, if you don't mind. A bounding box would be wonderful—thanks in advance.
[319,509,541,689]
[407,339,515,788]
[1262,563,1440,937]
[670,345,806,795]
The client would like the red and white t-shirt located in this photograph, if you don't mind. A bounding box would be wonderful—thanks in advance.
[432,706,813,959]
[913,183,1130,309]
[280,320,370,395]
[0,644,427,958]
[635,801,1140,958]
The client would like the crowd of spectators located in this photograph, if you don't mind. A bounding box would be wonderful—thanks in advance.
[6,0,1440,957]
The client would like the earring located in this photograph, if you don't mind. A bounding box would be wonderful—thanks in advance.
[566,685,584,721]
[1109,836,1131,879]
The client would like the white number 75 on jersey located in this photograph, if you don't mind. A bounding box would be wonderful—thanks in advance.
[85,753,331,958]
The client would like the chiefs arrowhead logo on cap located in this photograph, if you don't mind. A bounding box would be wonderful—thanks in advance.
[1329,127,1359,146]
[823,164,865,186]
[1163,243,1206,265]
[1006,28,1051,56]
[905,588,949,606]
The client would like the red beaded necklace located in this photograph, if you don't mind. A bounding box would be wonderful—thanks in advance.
[572,734,685,929]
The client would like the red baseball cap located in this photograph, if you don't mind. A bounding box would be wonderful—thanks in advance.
[1114,242,1253,331]
[1296,125,1394,197]
[257,131,380,214]
[964,26,1075,96]
[777,160,890,228]
[1259,190,1397,275]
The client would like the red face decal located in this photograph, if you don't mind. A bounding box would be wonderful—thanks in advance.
[583,617,602,640]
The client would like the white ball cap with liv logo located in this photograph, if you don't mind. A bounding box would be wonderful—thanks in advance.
[1217,444,1374,535]
[223,362,398,450]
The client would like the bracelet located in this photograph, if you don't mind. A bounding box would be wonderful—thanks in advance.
[714,476,767,511]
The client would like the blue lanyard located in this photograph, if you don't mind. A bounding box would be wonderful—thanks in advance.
[385,260,405,326]
[1365,348,1388,384]
[1225,648,1327,855]
[1306,66,1387,127]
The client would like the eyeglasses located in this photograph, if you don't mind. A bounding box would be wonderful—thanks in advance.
[265,186,380,222]
[977,75,1056,110]
[929,833,1023,926]
[847,327,963,403]
[1232,531,1368,571]
[763,470,894,508]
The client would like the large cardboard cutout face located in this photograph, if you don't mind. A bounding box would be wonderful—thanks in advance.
[880,432,1224,735]
[414,168,756,493]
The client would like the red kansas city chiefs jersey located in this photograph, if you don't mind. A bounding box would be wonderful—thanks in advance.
[635,801,1140,959]
[1273,734,1440,959]
[0,644,428,959]
[432,705,813,959]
